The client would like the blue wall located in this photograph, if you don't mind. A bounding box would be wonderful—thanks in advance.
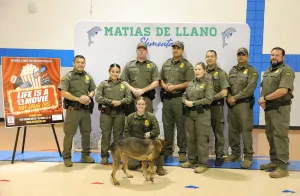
[246,0,300,125]
[1,0,299,125]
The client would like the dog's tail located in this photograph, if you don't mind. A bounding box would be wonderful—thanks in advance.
[110,141,117,152]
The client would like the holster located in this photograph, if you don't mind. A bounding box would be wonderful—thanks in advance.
[182,104,208,115]
[160,89,164,102]
[144,89,156,101]
[99,103,124,115]
[89,99,94,114]
[63,98,69,109]
[64,99,80,110]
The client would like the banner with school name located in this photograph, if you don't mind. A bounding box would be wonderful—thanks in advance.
[74,22,250,152]
[1,57,64,127]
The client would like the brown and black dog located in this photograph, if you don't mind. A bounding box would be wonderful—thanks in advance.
[110,137,166,186]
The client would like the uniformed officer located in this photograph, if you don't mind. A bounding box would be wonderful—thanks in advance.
[225,48,258,169]
[58,55,96,167]
[120,42,160,114]
[160,41,195,162]
[205,50,230,166]
[258,47,295,178]
[124,96,166,175]
[180,62,214,173]
[95,63,132,165]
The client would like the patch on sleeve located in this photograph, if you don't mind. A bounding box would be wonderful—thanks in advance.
[62,76,68,81]
[253,72,258,77]
[286,71,291,76]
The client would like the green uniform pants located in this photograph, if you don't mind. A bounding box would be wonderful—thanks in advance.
[210,105,225,158]
[228,102,254,159]
[63,108,91,159]
[100,112,125,158]
[265,105,290,169]
[162,97,186,155]
[186,110,211,165]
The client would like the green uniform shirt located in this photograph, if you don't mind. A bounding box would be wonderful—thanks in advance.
[120,59,160,89]
[228,64,258,100]
[182,73,214,106]
[160,57,195,86]
[58,69,96,96]
[207,66,230,96]
[124,111,160,139]
[261,63,295,102]
[95,79,132,105]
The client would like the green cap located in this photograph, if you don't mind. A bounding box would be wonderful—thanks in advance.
[137,42,147,49]
[172,41,184,49]
[237,47,249,55]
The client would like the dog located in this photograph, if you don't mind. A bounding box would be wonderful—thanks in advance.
[110,137,166,186]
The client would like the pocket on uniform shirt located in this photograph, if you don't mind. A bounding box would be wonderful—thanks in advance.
[129,67,139,81]
[196,88,206,98]
[163,66,172,80]
[238,74,248,85]
[143,68,152,81]
[229,74,237,85]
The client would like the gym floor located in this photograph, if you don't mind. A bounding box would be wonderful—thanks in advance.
[0,123,299,196]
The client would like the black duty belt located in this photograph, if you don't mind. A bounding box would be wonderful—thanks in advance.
[235,96,254,104]
[265,100,291,111]
[162,91,184,99]
[211,98,224,106]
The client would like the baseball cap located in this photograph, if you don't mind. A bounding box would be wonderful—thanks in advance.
[172,41,184,49]
[137,42,147,49]
[237,47,249,55]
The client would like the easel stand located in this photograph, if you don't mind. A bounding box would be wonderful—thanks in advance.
[11,124,62,164]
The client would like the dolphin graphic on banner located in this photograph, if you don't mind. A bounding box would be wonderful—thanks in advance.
[87,26,102,47]
[221,27,236,48]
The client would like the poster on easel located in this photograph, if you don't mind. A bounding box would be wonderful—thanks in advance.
[1,57,64,127]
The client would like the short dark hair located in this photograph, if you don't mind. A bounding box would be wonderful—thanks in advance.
[271,47,285,56]
[206,50,217,57]
[195,62,207,70]
[73,55,85,62]
[109,63,121,72]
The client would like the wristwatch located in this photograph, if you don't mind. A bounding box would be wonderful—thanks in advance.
[193,102,196,106]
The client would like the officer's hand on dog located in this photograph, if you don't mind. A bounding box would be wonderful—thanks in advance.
[144,132,151,139]
[185,100,194,107]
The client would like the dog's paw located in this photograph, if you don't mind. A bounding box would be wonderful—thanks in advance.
[127,175,133,178]
[150,177,154,182]
[114,181,120,186]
